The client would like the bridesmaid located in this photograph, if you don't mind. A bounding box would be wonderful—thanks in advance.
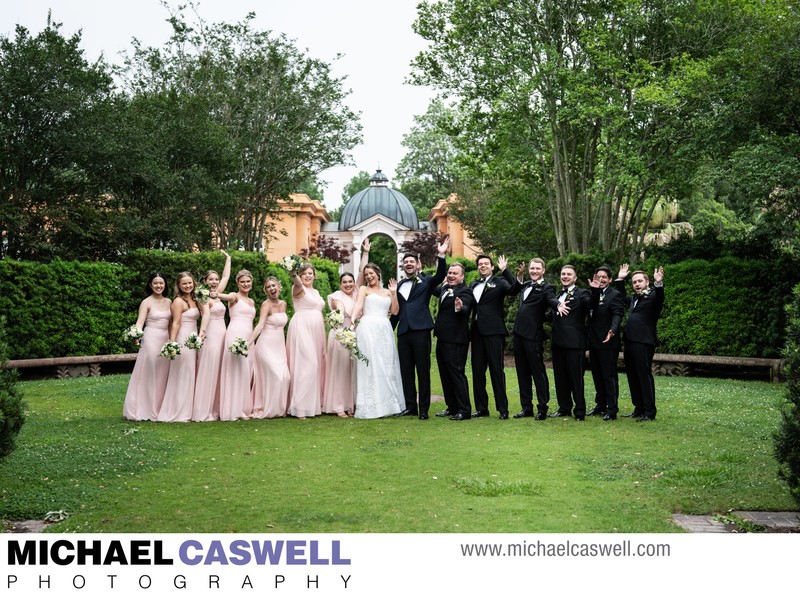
[158,272,201,422]
[322,272,357,417]
[249,276,290,419]
[123,272,172,421]
[192,250,231,421]
[218,269,256,421]
[286,263,326,419]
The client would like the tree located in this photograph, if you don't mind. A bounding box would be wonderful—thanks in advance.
[0,17,115,260]
[0,316,24,458]
[411,0,758,258]
[301,233,353,264]
[399,232,443,268]
[122,6,361,251]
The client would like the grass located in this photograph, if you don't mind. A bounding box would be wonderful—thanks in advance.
[0,368,794,533]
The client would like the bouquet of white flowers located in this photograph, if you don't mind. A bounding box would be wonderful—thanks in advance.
[325,308,344,330]
[281,254,304,274]
[122,325,144,344]
[159,341,181,360]
[334,328,369,365]
[228,337,249,357]
[194,284,211,304]
[184,332,203,350]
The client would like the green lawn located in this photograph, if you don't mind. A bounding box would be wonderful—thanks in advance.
[0,369,793,533]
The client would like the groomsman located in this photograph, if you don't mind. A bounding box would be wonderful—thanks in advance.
[504,258,560,420]
[433,263,475,420]
[587,266,625,420]
[469,254,513,419]
[392,236,450,420]
[614,264,665,422]
[549,265,590,420]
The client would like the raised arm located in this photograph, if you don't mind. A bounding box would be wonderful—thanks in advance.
[356,238,370,286]
[216,249,232,295]
[388,279,399,316]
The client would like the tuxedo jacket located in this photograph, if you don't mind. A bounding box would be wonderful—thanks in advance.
[503,268,559,341]
[588,286,624,350]
[551,287,590,349]
[614,281,665,346]
[469,274,512,336]
[433,283,475,344]
[391,257,447,335]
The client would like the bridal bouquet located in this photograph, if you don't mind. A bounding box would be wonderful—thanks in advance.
[159,341,181,360]
[184,332,203,350]
[122,325,144,344]
[228,337,249,357]
[334,328,369,366]
[325,308,344,330]
[281,254,304,274]
[194,284,211,304]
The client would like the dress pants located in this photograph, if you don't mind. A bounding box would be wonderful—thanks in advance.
[623,341,656,418]
[436,341,471,416]
[471,330,508,414]
[552,345,586,417]
[398,329,432,415]
[590,348,620,416]
[513,333,549,414]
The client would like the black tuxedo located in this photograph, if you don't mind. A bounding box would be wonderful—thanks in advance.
[504,269,559,415]
[614,280,665,419]
[391,256,447,416]
[551,286,590,418]
[433,282,475,416]
[469,273,512,415]
[588,286,624,416]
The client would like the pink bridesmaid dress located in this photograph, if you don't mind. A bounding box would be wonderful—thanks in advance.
[219,299,255,421]
[158,307,200,422]
[123,308,171,421]
[192,301,226,421]
[322,290,355,415]
[251,312,290,418]
[286,287,326,417]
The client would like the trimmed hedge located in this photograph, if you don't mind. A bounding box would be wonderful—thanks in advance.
[0,316,25,458]
[0,251,338,360]
[774,284,800,508]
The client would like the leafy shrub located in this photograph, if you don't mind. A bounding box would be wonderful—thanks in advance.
[775,284,800,508]
[0,316,25,458]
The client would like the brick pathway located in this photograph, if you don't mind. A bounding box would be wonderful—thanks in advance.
[673,511,800,533]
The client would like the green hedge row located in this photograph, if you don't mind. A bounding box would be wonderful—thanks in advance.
[0,250,339,360]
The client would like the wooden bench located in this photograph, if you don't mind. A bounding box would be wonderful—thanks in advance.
[6,354,137,379]
[647,353,784,383]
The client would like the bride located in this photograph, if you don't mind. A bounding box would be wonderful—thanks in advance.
[350,264,404,418]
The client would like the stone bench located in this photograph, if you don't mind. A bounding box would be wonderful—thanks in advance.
[647,353,784,383]
[6,354,137,379]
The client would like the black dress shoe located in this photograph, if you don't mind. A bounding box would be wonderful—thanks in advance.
[498,412,509,420]
[575,416,585,421]
[435,409,451,417]
[449,412,470,421]
[396,409,416,417]
[419,413,429,420]
[636,415,654,422]
[513,411,534,418]
[548,411,571,418]
[587,407,605,416]
[534,413,546,421]
[472,410,490,418]
[602,414,617,421]
[621,411,642,418]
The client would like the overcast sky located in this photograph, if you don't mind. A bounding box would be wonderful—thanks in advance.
[2,0,436,210]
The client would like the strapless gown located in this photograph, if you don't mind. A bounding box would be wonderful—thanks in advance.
[123,308,171,421]
[158,307,200,422]
[219,300,255,421]
[355,293,404,418]
[192,300,226,421]
[251,312,290,418]
[322,290,356,415]
[286,287,326,417]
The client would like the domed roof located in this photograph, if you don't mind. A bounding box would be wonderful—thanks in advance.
[338,169,419,231]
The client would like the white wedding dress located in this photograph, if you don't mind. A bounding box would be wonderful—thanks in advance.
[354,293,404,418]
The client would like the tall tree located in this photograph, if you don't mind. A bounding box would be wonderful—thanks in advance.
[122,6,361,251]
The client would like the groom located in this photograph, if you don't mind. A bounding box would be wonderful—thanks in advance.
[391,236,450,419]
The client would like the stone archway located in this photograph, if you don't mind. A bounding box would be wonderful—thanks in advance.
[343,213,419,280]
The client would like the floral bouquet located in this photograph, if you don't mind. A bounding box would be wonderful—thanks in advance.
[281,254,304,274]
[159,341,181,360]
[228,337,249,357]
[325,308,344,330]
[184,332,203,350]
[334,328,369,366]
[122,325,144,344]
[194,284,211,304]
